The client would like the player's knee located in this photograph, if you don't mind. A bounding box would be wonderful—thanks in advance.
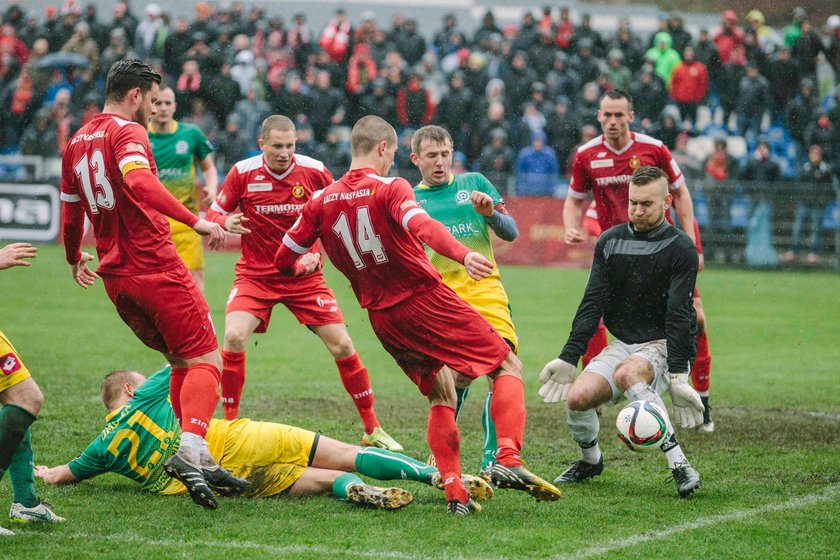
[18,381,44,416]
[224,327,250,350]
[330,337,355,360]
[565,386,591,412]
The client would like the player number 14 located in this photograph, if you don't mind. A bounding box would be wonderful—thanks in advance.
[73,149,116,214]
[332,207,388,269]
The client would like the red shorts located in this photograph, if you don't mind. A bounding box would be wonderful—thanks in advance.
[369,283,510,396]
[225,274,344,333]
[103,265,218,359]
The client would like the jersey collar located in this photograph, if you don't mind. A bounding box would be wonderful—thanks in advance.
[263,156,296,181]
[602,132,635,156]
[148,120,178,135]
[417,174,455,189]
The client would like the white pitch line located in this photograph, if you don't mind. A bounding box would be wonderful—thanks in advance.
[31,531,426,560]
[550,484,840,560]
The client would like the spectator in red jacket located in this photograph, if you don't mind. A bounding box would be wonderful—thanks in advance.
[396,70,435,128]
[670,46,709,127]
[714,10,744,64]
[319,8,352,64]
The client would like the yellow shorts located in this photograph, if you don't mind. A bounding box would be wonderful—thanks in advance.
[162,418,318,498]
[168,217,205,271]
[450,279,518,353]
[0,330,32,393]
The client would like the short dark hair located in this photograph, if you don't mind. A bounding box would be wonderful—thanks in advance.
[411,125,453,155]
[105,59,161,103]
[600,89,633,111]
[629,165,667,186]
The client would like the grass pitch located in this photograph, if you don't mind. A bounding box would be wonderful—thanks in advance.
[1,245,838,559]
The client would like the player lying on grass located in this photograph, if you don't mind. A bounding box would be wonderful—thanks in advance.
[34,367,492,509]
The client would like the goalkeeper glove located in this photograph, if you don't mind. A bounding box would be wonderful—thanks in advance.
[668,373,704,429]
[538,358,576,403]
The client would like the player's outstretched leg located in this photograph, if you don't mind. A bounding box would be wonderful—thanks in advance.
[333,473,413,510]
[489,374,561,501]
[669,461,702,498]
[353,446,494,501]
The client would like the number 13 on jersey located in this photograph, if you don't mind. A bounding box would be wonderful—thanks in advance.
[74,149,115,213]
[332,207,388,269]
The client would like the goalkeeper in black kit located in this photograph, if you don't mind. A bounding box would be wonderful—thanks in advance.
[539,166,704,498]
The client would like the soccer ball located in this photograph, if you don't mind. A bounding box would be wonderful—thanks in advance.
[615,400,669,453]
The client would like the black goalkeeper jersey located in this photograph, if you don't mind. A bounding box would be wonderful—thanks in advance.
[559,219,698,373]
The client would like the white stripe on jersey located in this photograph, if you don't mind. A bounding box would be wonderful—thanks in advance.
[210,201,230,215]
[118,154,150,170]
[401,207,427,229]
[60,192,81,202]
[282,232,310,254]
[234,155,263,174]
[366,173,397,184]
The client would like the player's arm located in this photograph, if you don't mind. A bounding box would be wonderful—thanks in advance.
[405,206,493,281]
[275,203,323,277]
[670,184,697,246]
[562,195,588,244]
[564,154,591,244]
[472,190,519,241]
[198,153,219,205]
[666,240,704,428]
[34,464,80,485]
[205,169,250,234]
[665,241,699,374]
[540,236,609,402]
[60,165,99,288]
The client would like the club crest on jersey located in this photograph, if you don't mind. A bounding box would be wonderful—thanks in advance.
[629,156,641,169]
[456,190,470,205]
[175,141,189,155]
[292,185,305,198]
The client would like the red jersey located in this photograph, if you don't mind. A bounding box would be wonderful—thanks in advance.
[282,168,442,310]
[61,113,182,276]
[569,132,685,232]
[211,154,334,278]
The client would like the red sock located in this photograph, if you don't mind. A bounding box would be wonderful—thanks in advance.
[582,323,608,370]
[180,362,221,438]
[169,367,188,423]
[427,405,467,503]
[336,353,379,434]
[490,375,525,467]
[692,331,711,393]
[221,350,246,420]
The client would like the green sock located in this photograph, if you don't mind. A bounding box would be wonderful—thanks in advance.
[332,472,363,501]
[0,404,37,474]
[9,428,39,507]
[454,386,469,422]
[354,447,437,484]
[480,391,497,469]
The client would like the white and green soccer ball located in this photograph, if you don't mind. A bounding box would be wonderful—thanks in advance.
[615,400,669,453]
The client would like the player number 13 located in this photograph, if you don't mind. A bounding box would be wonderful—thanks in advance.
[332,207,388,269]
[74,149,116,214]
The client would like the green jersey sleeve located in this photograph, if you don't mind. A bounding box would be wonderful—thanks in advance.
[192,126,214,162]
[475,173,503,205]
[67,439,110,479]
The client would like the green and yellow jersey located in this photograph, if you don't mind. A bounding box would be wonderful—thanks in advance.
[68,367,180,493]
[414,173,518,350]
[148,121,214,215]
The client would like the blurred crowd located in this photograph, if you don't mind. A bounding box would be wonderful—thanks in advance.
[2,0,840,195]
